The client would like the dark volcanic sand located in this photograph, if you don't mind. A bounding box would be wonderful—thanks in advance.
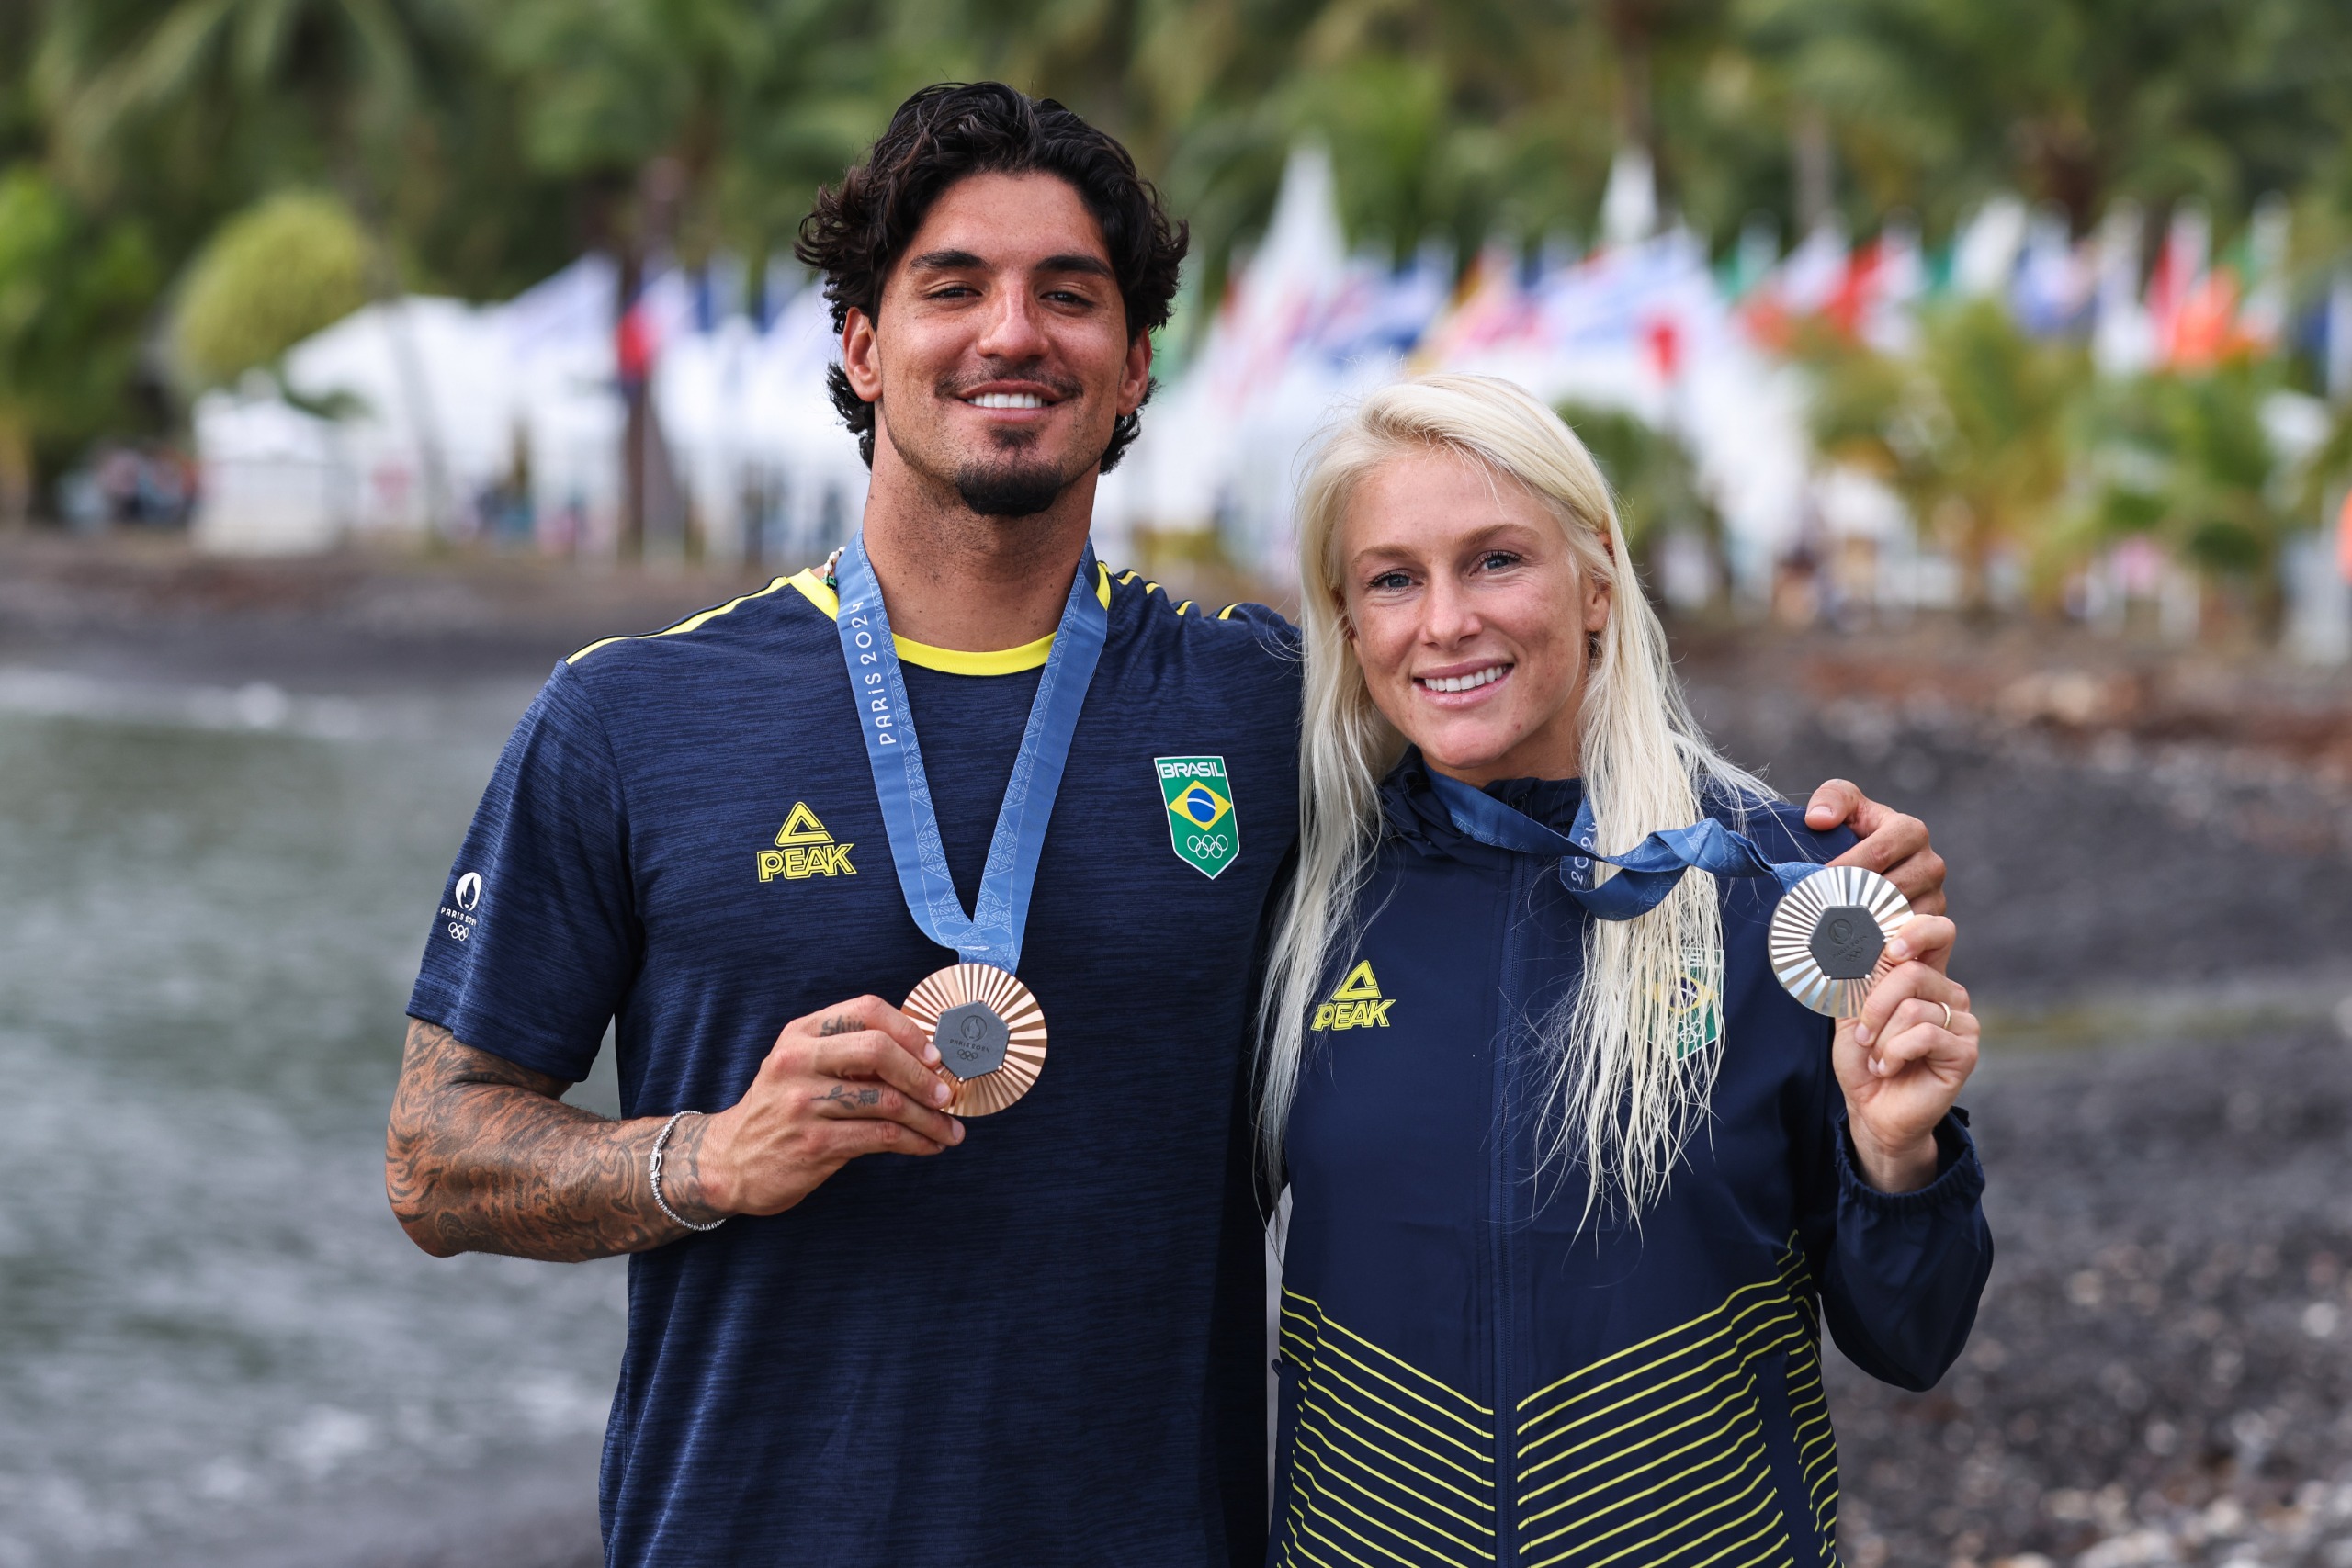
[1684,649,2352,1567]
[1829,1028,2352,1568]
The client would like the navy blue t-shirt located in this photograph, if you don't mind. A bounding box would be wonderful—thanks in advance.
[409,562,1301,1567]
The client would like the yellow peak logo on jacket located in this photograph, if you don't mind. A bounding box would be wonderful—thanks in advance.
[1313,961,1394,1032]
[757,802,855,882]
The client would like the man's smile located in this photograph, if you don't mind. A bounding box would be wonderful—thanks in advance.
[947,376,1073,421]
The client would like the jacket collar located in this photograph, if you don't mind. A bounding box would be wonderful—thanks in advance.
[1379,747,1587,859]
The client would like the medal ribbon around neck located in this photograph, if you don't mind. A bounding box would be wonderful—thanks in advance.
[1425,770,1818,915]
[833,530,1106,971]
[1424,767,1912,1018]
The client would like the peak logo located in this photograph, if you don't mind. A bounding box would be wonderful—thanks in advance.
[1313,961,1394,1032]
[757,804,855,882]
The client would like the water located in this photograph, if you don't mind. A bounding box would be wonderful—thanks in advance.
[0,684,627,1565]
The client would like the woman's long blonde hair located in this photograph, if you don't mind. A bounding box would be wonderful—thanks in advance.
[1258,373,1769,1216]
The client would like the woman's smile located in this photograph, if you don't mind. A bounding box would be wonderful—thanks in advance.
[1411,660,1513,700]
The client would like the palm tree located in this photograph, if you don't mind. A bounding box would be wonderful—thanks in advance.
[1738,0,2352,232]
[1802,296,2088,615]
[0,167,159,523]
[40,0,465,527]
[1559,400,1730,609]
[2084,362,2305,637]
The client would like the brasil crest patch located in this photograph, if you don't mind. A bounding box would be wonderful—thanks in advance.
[1155,755,1239,879]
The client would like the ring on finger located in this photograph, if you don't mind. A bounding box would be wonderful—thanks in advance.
[1937,1000,1953,1032]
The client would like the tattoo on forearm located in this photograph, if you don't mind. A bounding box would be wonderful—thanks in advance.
[385,1017,722,1264]
[818,1014,860,1036]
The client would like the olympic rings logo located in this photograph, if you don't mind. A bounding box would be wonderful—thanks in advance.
[1186,831,1232,858]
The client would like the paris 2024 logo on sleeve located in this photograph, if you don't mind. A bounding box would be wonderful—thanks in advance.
[1154,756,1239,879]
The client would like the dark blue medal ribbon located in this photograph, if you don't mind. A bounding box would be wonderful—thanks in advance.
[1424,769,1821,920]
[834,532,1106,969]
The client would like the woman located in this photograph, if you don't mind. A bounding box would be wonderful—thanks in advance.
[1261,374,1990,1568]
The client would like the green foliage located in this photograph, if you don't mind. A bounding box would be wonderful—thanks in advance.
[0,163,160,514]
[482,0,903,265]
[1801,299,2088,609]
[1559,400,1723,547]
[1561,400,1729,607]
[1737,0,2352,231]
[35,0,571,301]
[2083,365,2303,620]
[172,191,372,387]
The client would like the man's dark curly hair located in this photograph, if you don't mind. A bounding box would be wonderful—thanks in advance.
[794,82,1188,474]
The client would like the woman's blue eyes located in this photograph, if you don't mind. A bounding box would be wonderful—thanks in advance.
[1365,554,1521,592]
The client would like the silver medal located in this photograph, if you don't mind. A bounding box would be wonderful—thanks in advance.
[1768,865,1914,1019]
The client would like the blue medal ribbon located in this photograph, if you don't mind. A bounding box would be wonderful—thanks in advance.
[1423,769,1823,920]
[834,532,1107,970]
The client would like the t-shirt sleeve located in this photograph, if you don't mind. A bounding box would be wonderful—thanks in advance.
[1214,599,1304,657]
[406,664,638,1082]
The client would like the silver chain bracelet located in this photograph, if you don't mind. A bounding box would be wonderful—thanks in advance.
[650,1110,727,1233]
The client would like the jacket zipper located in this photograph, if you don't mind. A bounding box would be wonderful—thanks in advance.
[1490,855,1532,1565]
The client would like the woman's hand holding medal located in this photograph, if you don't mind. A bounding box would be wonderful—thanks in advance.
[1831,914,1979,1195]
[692,997,965,1220]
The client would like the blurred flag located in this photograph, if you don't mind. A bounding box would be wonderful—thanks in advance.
[1419,243,1537,364]
[1528,230,1716,364]
[2326,266,2352,402]
[1201,143,1349,404]
[2146,205,2210,367]
[616,267,697,388]
[1316,242,1453,364]
[503,254,618,363]
[759,259,804,332]
[1723,215,1781,300]
[2168,267,2240,368]
[2093,204,2154,376]
[2236,194,2292,350]
[1738,221,1849,348]
[1951,197,2028,298]
[1600,145,1658,249]
[1826,221,1925,350]
[2339,490,2352,585]
[2011,207,2095,337]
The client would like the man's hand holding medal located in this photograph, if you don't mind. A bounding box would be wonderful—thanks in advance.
[680,996,963,1221]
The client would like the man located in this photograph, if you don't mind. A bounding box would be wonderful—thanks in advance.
[387,82,1947,1567]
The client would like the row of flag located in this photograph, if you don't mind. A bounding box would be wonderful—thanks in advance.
[1193,180,2325,396]
[222,142,2352,608]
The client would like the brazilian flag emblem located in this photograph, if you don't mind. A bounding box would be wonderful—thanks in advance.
[1154,755,1240,879]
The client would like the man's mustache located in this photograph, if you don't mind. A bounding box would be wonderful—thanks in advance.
[932,363,1086,402]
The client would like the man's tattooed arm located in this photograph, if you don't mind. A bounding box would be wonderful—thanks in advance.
[386,996,963,1261]
[385,1017,719,1263]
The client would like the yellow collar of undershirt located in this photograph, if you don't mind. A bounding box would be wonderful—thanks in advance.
[787,563,1112,676]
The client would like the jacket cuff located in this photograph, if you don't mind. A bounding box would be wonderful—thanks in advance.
[1836,1108,1984,1215]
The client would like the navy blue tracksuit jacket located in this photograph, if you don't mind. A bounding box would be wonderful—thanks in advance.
[1272,756,1992,1568]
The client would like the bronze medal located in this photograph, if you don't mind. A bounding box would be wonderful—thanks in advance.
[901,963,1048,1116]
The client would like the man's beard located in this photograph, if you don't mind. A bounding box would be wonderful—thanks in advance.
[953,444,1076,517]
[920,362,1091,517]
